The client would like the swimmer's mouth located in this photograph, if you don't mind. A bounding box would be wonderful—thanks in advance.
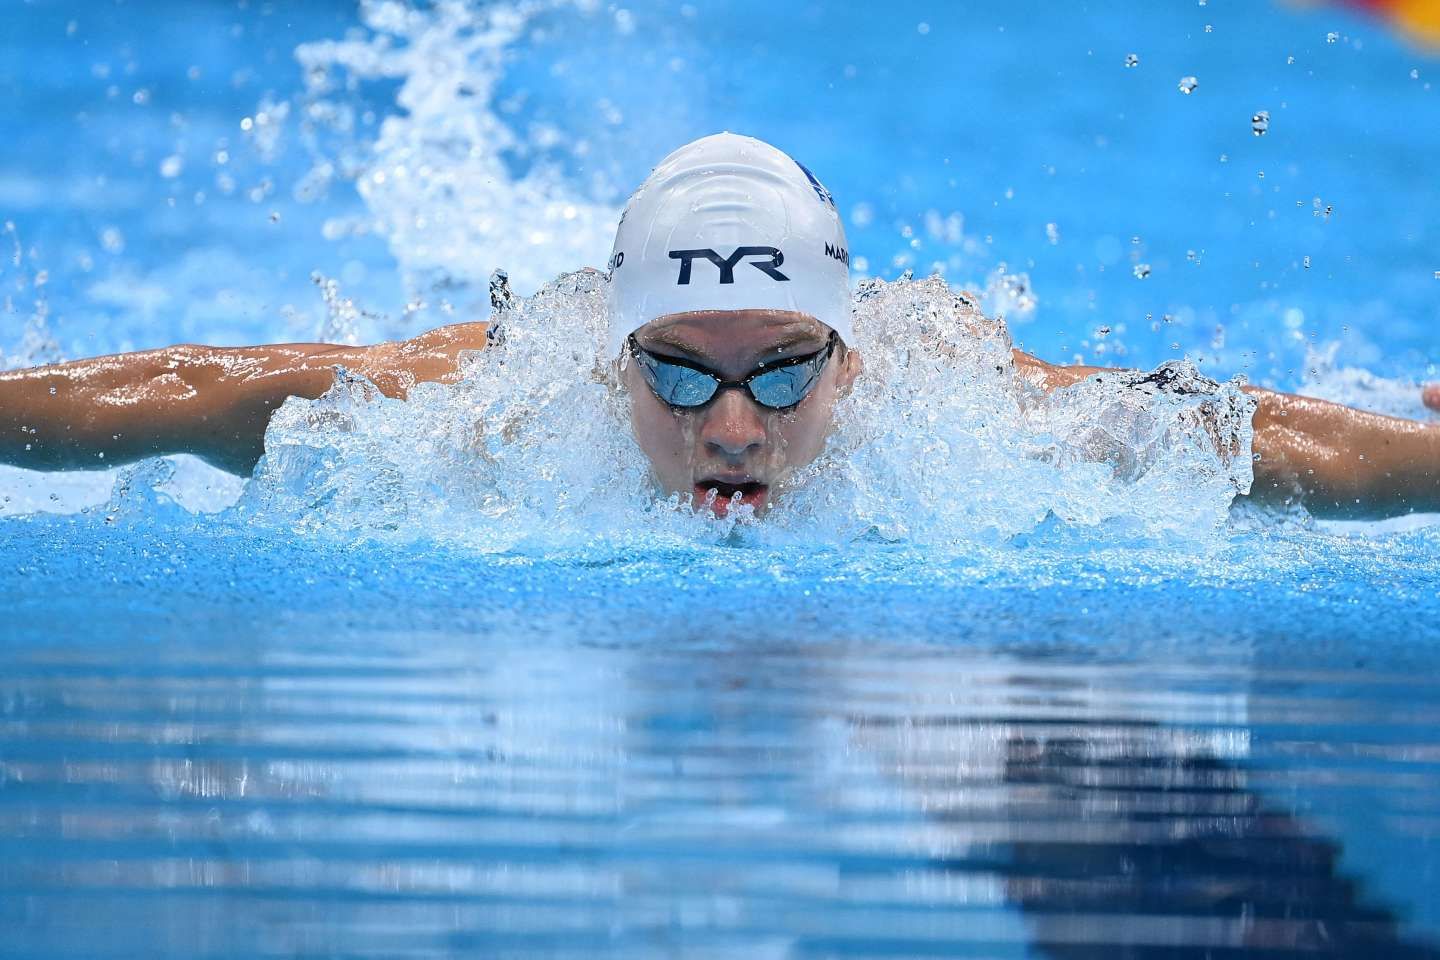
[694,478,770,517]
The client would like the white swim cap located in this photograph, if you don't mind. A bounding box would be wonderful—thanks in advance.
[605,132,852,357]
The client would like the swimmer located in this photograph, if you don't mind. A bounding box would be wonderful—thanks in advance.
[1,133,1438,520]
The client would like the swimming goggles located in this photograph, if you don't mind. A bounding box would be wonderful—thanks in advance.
[627,331,838,410]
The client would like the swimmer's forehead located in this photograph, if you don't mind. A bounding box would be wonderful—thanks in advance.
[636,310,829,364]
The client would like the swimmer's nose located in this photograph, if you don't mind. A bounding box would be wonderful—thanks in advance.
[699,387,768,458]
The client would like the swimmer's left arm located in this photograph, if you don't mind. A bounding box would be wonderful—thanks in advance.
[1013,350,1440,519]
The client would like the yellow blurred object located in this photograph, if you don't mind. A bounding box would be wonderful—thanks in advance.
[1392,0,1440,46]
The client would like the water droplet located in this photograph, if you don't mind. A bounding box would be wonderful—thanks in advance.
[917,21,930,35]
[1219,153,1228,163]
[1205,24,1213,33]
[1287,55,1296,65]
[1433,270,1440,280]
[159,155,183,178]
[1045,222,1060,244]
[1410,69,1420,80]
[240,116,254,131]
[1251,110,1270,136]
[1124,53,1140,68]
[48,386,56,395]
[1178,76,1199,94]
[1326,31,1339,43]
[1302,256,1311,269]
[1133,263,1152,279]
[268,211,281,223]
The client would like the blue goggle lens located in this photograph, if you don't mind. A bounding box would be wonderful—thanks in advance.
[631,334,836,411]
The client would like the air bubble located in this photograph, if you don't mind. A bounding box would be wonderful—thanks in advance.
[1326,31,1339,43]
[1251,110,1270,136]
[1178,76,1199,94]
[1133,264,1151,279]
[1124,53,1139,68]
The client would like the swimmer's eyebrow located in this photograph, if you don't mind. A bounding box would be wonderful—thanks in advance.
[641,323,827,365]
[762,327,828,355]
[641,331,723,365]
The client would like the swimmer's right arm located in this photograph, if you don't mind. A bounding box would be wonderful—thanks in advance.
[0,322,489,476]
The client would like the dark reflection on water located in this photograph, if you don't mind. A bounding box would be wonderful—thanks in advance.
[1001,739,1436,958]
[2,616,1438,958]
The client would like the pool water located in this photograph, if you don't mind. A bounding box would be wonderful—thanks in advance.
[3,0,1440,956]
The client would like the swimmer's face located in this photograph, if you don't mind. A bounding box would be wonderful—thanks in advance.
[621,309,861,517]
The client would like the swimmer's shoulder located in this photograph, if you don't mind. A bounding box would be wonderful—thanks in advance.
[366,321,492,391]
[405,321,492,354]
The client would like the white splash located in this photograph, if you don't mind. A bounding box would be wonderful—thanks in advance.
[235,273,1255,550]
[292,0,618,307]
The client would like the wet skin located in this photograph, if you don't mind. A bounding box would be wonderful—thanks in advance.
[620,310,861,518]
[1,311,1438,519]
